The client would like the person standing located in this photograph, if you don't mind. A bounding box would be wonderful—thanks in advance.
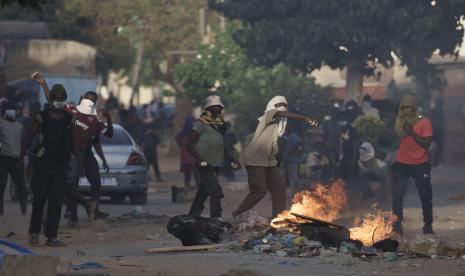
[392,95,434,235]
[21,85,72,247]
[141,124,162,182]
[0,102,27,215]
[187,95,240,219]
[175,115,198,187]
[32,73,113,221]
[232,96,318,218]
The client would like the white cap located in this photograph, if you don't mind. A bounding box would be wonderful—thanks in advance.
[205,95,224,108]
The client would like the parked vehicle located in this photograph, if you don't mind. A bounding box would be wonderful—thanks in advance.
[77,124,148,204]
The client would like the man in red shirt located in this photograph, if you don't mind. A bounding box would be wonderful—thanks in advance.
[392,95,434,235]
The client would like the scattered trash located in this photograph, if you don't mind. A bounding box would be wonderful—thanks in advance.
[401,235,465,257]
[384,252,398,262]
[276,250,287,257]
[373,238,399,252]
[167,215,231,246]
[339,241,358,254]
[72,262,106,271]
[146,234,160,240]
[118,207,165,220]
[0,239,34,269]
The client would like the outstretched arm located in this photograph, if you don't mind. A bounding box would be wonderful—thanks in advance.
[101,110,114,138]
[275,111,318,127]
[31,72,51,104]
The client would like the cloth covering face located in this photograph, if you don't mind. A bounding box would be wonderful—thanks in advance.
[76,99,97,116]
[260,96,288,138]
[395,95,423,138]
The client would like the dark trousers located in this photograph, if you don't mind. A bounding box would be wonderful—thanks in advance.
[65,150,101,221]
[188,166,223,218]
[234,166,286,218]
[0,155,27,214]
[146,148,161,180]
[392,162,433,226]
[29,162,65,238]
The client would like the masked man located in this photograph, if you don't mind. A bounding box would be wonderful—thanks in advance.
[232,96,318,218]
[32,73,113,223]
[187,95,241,219]
[21,85,73,246]
[392,95,434,235]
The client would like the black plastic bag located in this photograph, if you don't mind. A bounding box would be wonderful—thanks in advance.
[167,215,231,246]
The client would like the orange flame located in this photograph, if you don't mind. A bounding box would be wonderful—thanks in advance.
[271,180,347,229]
[349,204,397,246]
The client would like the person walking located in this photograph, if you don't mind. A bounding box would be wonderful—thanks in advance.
[21,85,72,246]
[187,95,240,219]
[0,102,27,215]
[232,96,318,218]
[392,95,434,235]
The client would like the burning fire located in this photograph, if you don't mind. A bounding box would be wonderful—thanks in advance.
[271,180,347,228]
[349,204,397,246]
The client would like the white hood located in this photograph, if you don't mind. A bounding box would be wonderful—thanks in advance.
[76,98,97,116]
[260,95,288,137]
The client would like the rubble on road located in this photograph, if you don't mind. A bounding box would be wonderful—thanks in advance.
[117,207,168,220]
[400,235,465,258]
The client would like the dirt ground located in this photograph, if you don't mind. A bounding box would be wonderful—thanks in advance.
[1,153,465,276]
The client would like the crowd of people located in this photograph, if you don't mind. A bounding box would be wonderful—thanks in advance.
[0,79,440,246]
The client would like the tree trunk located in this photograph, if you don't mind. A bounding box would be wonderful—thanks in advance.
[346,65,364,103]
[130,41,145,106]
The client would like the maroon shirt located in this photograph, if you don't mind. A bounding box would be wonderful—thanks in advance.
[64,104,106,149]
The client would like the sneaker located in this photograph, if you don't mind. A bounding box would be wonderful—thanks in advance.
[29,233,39,246]
[45,238,66,247]
[423,224,435,235]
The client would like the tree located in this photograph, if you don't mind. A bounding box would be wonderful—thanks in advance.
[174,30,332,140]
[1,0,44,9]
[209,0,465,101]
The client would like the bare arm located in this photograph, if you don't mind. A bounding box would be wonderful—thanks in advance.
[101,111,114,138]
[31,72,51,104]
[275,111,318,127]
[93,137,110,173]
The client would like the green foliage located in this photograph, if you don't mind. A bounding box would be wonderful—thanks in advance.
[209,0,465,77]
[174,30,332,139]
[353,115,385,143]
[1,0,44,9]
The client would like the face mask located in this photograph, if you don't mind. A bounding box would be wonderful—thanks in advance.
[4,109,16,119]
[53,101,65,109]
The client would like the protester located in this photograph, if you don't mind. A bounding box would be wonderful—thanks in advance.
[358,141,388,200]
[392,95,434,235]
[141,124,162,182]
[0,102,27,215]
[344,100,360,123]
[306,141,331,183]
[32,73,113,223]
[21,84,72,246]
[232,96,318,218]
[187,95,240,219]
[322,105,341,166]
[175,115,198,187]
[335,124,359,185]
[361,95,380,119]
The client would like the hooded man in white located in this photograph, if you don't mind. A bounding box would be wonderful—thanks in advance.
[233,96,318,218]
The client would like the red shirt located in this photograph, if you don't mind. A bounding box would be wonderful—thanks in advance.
[64,104,106,148]
[396,117,433,165]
